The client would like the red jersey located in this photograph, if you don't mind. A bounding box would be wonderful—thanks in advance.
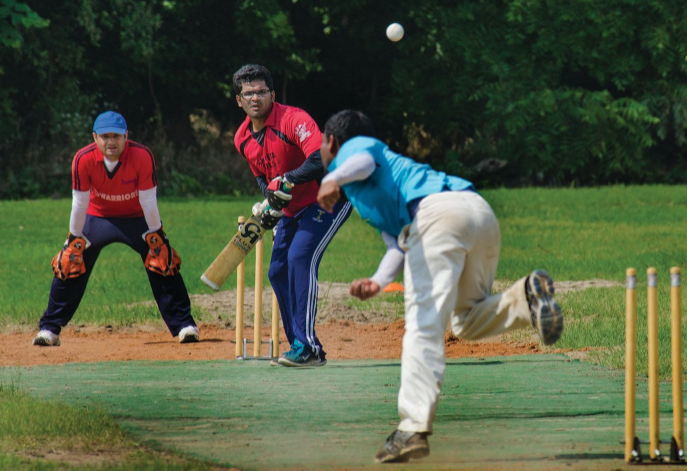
[234,102,321,217]
[72,140,157,218]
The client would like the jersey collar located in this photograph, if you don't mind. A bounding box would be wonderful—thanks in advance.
[263,102,283,129]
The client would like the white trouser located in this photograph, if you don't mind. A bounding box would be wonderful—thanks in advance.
[396,191,531,433]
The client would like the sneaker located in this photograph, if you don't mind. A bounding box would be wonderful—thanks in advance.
[179,325,200,344]
[33,330,60,347]
[270,346,292,366]
[526,270,564,346]
[269,352,284,367]
[375,430,430,463]
[277,348,326,367]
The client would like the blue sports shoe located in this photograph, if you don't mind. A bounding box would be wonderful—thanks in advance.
[270,343,295,367]
[277,339,326,367]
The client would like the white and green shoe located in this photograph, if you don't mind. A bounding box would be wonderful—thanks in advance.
[375,430,430,463]
[526,270,564,345]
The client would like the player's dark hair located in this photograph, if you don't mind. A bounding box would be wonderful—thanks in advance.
[233,64,274,94]
[324,110,375,145]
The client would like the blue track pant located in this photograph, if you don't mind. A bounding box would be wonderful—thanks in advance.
[268,201,352,359]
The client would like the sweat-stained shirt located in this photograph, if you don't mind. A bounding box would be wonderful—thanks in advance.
[72,141,157,218]
[234,102,321,217]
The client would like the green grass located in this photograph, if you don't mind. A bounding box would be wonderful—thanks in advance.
[4,184,687,469]
[0,195,386,327]
[553,282,687,380]
[4,185,687,376]
[342,291,406,319]
[9,356,656,471]
[0,455,223,471]
[0,385,126,452]
[0,379,222,471]
[488,184,687,280]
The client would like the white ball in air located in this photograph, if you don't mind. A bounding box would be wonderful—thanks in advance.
[386,23,404,42]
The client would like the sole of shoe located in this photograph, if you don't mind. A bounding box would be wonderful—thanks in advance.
[179,335,199,344]
[376,444,430,463]
[277,357,327,367]
[33,337,60,347]
[529,270,564,345]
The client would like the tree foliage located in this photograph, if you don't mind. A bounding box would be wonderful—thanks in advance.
[0,0,47,48]
[1,0,686,198]
[383,0,687,185]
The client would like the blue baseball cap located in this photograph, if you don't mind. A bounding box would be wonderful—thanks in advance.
[93,111,127,134]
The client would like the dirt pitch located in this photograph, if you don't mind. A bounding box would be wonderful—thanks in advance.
[0,280,618,367]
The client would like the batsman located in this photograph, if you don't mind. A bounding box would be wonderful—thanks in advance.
[317,110,564,463]
[33,111,199,347]
[232,64,352,367]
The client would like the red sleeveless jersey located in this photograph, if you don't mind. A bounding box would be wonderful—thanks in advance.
[72,140,157,218]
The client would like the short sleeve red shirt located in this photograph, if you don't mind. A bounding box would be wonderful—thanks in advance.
[234,102,321,217]
[72,140,157,218]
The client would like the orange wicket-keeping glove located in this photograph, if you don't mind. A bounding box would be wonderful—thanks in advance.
[51,233,89,280]
[143,227,181,276]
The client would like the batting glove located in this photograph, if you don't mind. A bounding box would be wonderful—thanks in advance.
[252,199,284,230]
[266,176,293,211]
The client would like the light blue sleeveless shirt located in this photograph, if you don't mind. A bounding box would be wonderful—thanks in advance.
[328,136,474,237]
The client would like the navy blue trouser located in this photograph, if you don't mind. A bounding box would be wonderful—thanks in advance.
[39,215,196,336]
[268,201,352,360]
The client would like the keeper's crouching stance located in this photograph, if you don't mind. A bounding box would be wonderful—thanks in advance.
[34,111,198,347]
[317,110,564,464]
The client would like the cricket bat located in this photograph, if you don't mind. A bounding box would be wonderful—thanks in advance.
[200,214,267,290]
[201,181,292,291]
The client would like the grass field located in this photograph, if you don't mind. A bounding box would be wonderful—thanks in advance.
[3,185,687,470]
[0,194,387,327]
[7,356,683,471]
[4,185,687,317]
[3,186,687,377]
[0,380,220,471]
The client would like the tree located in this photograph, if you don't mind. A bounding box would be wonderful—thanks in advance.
[384,0,687,186]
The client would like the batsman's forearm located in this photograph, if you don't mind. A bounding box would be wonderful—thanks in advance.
[284,151,324,184]
[256,175,268,198]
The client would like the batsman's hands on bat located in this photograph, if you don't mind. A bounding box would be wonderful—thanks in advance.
[266,176,293,211]
[317,180,341,213]
[252,199,284,230]
[143,227,181,276]
[350,278,381,301]
[52,233,90,280]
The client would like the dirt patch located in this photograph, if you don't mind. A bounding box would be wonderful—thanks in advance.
[2,279,606,367]
[190,279,619,326]
[491,278,621,294]
[19,449,238,471]
[0,320,545,367]
[19,449,128,468]
[189,282,402,326]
